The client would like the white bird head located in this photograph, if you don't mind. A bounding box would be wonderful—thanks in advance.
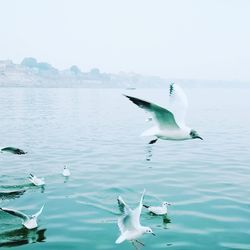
[162,202,171,207]
[189,129,203,140]
[142,226,156,236]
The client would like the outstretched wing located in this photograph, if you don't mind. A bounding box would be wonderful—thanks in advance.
[117,213,135,233]
[0,207,29,221]
[117,196,133,233]
[124,95,179,130]
[117,196,131,215]
[131,189,145,228]
[169,83,188,128]
[32,205,44,218]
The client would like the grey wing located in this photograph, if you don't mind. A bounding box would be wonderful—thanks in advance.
[124,95,179,129]
[117,196,136,232]
[131,190,145,228]
[0,207,29,221]
[117,196,131,215]
[118,213,135,233]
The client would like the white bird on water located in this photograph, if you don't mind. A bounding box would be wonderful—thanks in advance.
[28,174,45,186]
[143,202,171,216]
[116,190,155,248]
[62,165,71,177]
[0,205,44,229]
[124,83,203,144]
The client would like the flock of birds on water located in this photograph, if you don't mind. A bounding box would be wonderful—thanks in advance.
[0,83,203,249]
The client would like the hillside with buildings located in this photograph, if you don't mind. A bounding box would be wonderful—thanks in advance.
[0,58,166,88]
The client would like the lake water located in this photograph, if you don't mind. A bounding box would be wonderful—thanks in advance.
[0,87,250,250]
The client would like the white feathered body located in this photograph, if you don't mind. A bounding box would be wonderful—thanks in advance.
[148,206,168,215]
[23,217,38,229]
[116,223,145,243]
[29,176,45,186]
[142,126,191,141]
[63,168,71,177]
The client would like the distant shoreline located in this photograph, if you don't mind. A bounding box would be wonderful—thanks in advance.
[0,58,249,88]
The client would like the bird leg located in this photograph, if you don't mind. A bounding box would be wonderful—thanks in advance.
[135,240,145,246]
[131,240,145,250]
[132,241,139,250]
[149,138,158,144]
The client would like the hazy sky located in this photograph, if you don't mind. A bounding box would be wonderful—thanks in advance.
[1,0,250,80]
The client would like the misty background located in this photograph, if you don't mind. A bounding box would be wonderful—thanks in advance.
[0,0,250,83]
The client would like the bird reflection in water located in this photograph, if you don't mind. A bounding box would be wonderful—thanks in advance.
[145,144,153,162]
[0,227,46,247]
[0,189,26,200]
[0,182,45,200]
[162,215,171,229]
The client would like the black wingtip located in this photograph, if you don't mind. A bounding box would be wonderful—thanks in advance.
[123,94,132,99]
[143,204,149,208]
[123,94,137,104]
[117,196,122,203]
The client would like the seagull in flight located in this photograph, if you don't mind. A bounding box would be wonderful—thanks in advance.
[143,202,171,216]
[28,174,45,186]
[124,82,203,144]
[0,205,44,229]
[116,190,155,248]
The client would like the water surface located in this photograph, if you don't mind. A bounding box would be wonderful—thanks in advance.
[0,87,250,249]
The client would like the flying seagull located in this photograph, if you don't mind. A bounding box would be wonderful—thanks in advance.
[0,205,44,229]
[143,202,171,216]
[116,190,155,248]
[124,83,203,144]
[1,147,27,155]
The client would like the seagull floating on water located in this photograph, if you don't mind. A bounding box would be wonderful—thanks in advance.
[124,83,203,144]
[116,190,155,248]
[143,202,171,215]
[28,174,45,186]
[62,166,71,177]
[0,205,44,229]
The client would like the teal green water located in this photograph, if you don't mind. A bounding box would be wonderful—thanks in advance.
[0,87,250,249]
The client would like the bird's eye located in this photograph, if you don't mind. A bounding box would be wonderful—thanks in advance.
[190,131,196,137]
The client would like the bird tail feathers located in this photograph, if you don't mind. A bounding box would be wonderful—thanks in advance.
[115,234,127,244]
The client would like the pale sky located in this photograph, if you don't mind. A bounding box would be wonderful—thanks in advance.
[1,0,250,81]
